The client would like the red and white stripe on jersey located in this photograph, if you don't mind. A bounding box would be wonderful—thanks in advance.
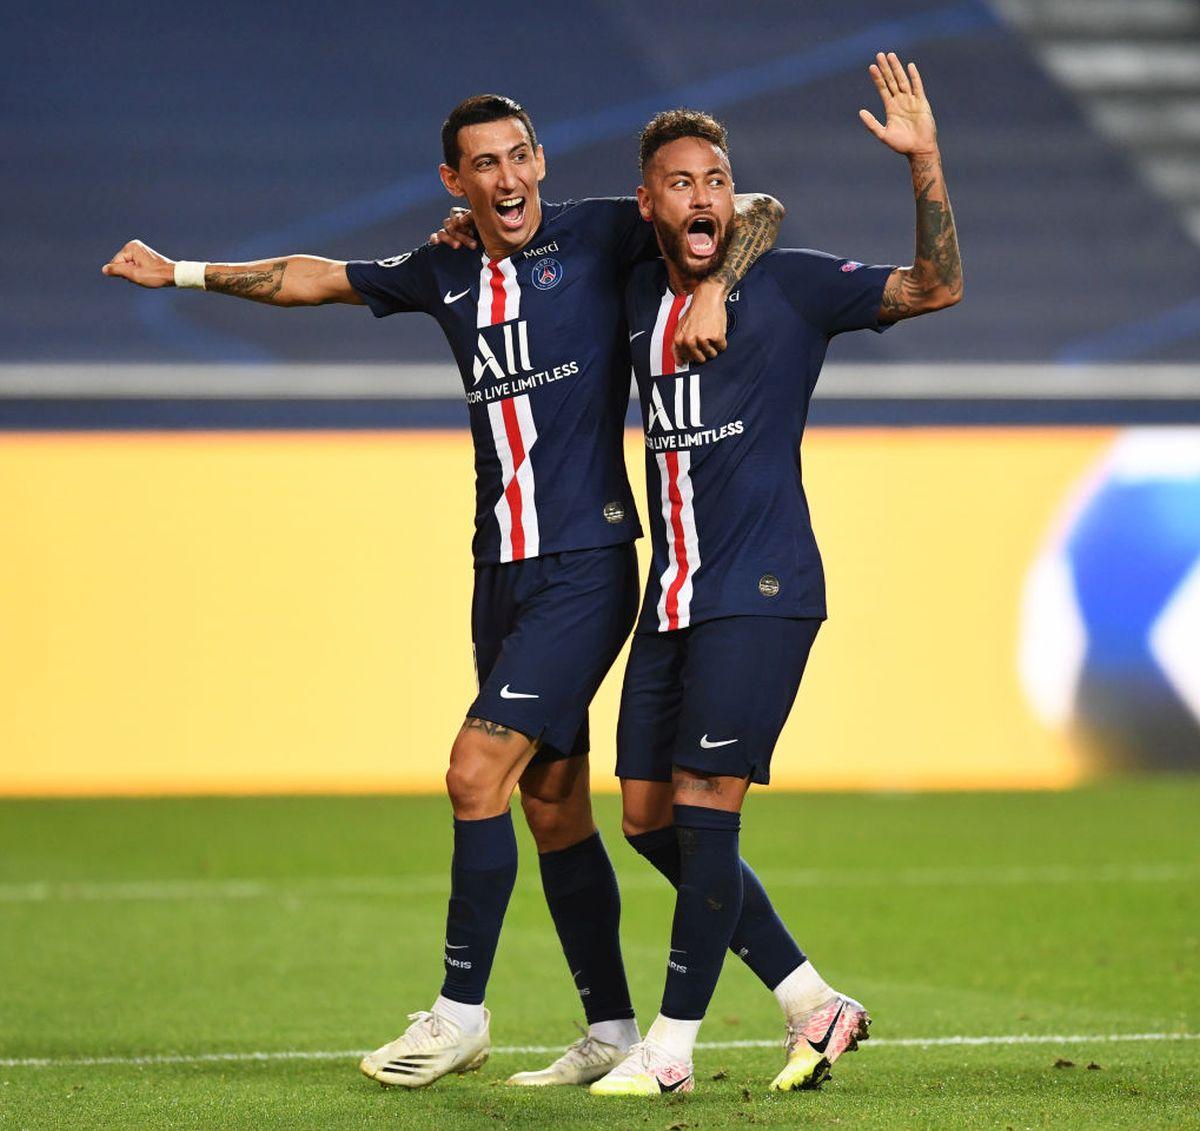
[487,393,540,562]
[651,288,700,630]
[477,255,521,327]
[655,449,699,631]
[649,289,692,377]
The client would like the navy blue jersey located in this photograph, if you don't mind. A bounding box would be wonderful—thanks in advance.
[348,199,656,564]
[625,249,894,633]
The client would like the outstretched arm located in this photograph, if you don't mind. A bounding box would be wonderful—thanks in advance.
[675,192,785,362]
[859,53,962,323]
[101,240,363,306]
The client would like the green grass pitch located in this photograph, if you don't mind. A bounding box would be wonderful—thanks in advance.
[1,779,1197,1129]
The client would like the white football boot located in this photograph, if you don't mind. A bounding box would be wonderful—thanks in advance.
[769,992,870,1091]
[507,1032,626,1086]
[589,1038,694,1096]
[359,1008,490,1088]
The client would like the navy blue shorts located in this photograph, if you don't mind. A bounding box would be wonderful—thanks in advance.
[470,543,639,763]
[616,615,821,785]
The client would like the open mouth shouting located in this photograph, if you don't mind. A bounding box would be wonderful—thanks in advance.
[495,196,527,231]
[686,215,718,258]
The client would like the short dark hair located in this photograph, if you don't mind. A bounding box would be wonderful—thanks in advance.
[639,109,729,172]
[442,94,538,168]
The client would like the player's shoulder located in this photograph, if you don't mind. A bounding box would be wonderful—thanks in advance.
[758,247,844,273]
[755,247,869,291]
[548,196,640,235]
[353,241,439,277]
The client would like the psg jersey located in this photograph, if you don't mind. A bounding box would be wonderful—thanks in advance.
[348,199,657,564]
[625,248,895,633]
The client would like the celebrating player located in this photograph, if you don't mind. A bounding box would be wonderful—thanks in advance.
[590,54,962,1096]
[101,94,782,1089]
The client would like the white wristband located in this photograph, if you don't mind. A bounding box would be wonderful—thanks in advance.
[174,261,208,289]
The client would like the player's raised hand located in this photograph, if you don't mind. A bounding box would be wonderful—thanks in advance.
[859,52,937,156]
[101,239,176,287]
[674,284,728,364]
[430,207,478,251]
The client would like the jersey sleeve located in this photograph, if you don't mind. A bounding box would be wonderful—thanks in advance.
[765,249,895,335]
[345,244,436,318]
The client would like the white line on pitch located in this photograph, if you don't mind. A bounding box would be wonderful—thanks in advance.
[1,862,1196,904]
[1,1032,1195,1069]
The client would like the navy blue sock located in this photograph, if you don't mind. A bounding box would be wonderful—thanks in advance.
[538,831,635,1023]
[440,811,519,1005]
[661,805,744,1021]
[628,826,805,991]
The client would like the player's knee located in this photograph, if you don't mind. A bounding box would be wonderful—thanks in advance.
[445,751,507,817]
[620,780,674,837]
[621,811,666,838]
[521,794,592,851]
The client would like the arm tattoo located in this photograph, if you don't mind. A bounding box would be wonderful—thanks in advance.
[881,154,962,322]
[712,195,784,295]
[205,260,288,304]
[463,716,513,740]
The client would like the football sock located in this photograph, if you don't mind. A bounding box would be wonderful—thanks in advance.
[626,826,807,991]
[773,959,835,1018]
[660,805,744,1022]
[440,810,518,1007]
[646,1013,703,1061]
[432,993,486,1035]
[735,861,809,993]
[589,1017,641,1050]
[538,831,636,1024]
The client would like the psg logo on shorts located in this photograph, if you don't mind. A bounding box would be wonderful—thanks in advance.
[531,257,564,290]
[758,574,781,598]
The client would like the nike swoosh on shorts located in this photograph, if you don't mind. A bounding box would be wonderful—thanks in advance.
[500,685,539,699]
[699,735,739,748]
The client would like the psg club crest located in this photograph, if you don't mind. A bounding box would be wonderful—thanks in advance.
[531,257,563,290]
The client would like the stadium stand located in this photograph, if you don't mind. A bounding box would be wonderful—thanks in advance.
[3,0,1200,370]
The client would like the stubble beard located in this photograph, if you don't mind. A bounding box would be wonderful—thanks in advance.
[655,218,734,285]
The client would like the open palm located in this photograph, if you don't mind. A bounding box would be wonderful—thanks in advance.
[859,52,937,156]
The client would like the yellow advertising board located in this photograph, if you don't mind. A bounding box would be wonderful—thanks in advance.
[0,428,1112,795]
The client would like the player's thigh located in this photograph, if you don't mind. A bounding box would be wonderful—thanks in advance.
[616,629,688,787]
[472,545,638,761]
[672,616,822,786]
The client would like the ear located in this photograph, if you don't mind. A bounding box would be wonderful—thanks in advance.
[533,144,547,184]
[439,163,466,199]
[636,184,653,222]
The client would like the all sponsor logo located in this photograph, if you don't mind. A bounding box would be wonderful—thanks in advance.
[644,372,745,452]
[603,501,626,525]
[467,320,581,404]
[530,257,563,290]
[375,252,412,268]
[840,260,864,273]
[758,574,781,597]
[473,321,533,385]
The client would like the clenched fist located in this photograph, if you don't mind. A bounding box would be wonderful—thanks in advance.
[101,240,176,287]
